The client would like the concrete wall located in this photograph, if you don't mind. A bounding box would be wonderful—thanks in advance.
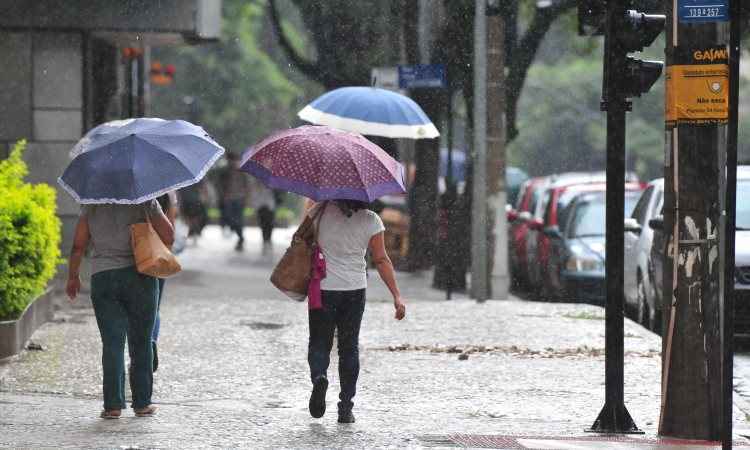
[0,30,84,253]
[0,0,221,40]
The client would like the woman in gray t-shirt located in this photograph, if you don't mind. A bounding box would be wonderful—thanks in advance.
[66,200,173,419]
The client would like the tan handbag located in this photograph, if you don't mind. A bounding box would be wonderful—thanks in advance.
[270,202,327,301]
[130,215,182,278]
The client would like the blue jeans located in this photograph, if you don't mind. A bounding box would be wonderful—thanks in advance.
[90,266,157,410]
[152,278,165,342]
[308,289,366,411]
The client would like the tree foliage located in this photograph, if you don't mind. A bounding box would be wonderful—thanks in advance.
[151,0,304,154]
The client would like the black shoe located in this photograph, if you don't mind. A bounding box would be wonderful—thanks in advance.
[309,376,328,418]
[152,341,158,373]
[338,409,355,423]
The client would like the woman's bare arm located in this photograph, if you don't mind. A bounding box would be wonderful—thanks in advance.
[368,232,406,320]
[66,216,90,301]
[150,205,175,248]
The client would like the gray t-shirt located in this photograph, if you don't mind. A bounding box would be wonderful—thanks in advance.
[82,200,163,275]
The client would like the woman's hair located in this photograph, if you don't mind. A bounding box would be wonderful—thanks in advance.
[335,200,370,217]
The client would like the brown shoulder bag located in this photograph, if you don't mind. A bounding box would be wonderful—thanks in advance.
[270,202,327,301]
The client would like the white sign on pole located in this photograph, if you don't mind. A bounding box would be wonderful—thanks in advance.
[371,67,400,91]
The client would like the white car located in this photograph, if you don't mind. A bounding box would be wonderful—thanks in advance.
[624,178,663,331]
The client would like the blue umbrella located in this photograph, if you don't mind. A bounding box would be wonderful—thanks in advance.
[298,86,439,139]
[58,118,224,204]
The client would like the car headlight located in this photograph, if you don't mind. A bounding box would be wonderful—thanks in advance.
[565,255,604,272]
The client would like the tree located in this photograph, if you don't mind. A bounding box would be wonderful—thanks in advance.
[151,0,303,153]
[268,0,403,89]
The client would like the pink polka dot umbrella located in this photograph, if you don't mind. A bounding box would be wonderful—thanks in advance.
[240,125,406,202]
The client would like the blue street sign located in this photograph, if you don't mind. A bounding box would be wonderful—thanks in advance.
[398,64,447,89]
[678,0,729,23]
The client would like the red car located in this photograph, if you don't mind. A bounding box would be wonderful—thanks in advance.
[507,176,550,288]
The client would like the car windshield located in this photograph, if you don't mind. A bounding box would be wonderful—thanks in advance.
[567,192,641,238]
[738,180,750,229]
[569,201,605,237]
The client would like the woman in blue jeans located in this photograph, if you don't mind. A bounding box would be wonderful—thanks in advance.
[66,200,174,419]
[307,200,406,423]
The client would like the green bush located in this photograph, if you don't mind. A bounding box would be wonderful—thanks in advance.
[0,140,61,320]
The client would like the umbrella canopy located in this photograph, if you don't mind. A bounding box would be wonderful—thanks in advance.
[298,86,439,139]
[240,125,406,202]
[59,118,224,204]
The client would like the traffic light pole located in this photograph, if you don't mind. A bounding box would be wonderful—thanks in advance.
[588,0,641,433]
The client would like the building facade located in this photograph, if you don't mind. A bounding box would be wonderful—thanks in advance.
[0,0,221,248]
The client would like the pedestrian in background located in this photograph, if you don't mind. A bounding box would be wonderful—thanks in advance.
[151,191,179,371]
[179,180,208,242]
[66,200,174,419]
[218,152,249,251]
[249,176,277,253]
[306,200,406,424]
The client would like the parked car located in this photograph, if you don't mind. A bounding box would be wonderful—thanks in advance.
[524,172,639,296]
[649,166,750,336]
[508,176,550,288]
[541,182,645,300]
[549,190,642,305]
[623,179,664,331]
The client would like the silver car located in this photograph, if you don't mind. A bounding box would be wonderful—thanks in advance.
[648,166,750,336]
[623,179,663,331]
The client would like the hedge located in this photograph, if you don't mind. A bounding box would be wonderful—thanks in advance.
[0,140,61,320]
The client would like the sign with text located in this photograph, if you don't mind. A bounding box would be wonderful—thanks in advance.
[677,0,729,23]
[398,64,447,89]
[666,64,729,124]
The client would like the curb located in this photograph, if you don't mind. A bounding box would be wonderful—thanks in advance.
[0,289,55,362]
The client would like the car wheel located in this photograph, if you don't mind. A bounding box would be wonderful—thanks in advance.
[636,275,650,329]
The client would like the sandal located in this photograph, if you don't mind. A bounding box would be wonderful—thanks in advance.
[134,404,157,417]
[100,409,121,419]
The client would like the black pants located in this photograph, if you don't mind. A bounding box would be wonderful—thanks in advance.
[308,289,365,411]
[256,206,274,243]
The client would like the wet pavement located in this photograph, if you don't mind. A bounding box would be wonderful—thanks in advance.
[1,225,750,449]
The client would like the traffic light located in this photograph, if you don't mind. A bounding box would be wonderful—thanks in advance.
[615,9,665,98]
[604,3,665,107]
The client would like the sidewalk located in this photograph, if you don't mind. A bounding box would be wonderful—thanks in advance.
[1,225,749,449]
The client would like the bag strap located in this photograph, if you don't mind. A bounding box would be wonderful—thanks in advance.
[293,201,327,241]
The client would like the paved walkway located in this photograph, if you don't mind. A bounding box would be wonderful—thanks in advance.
[1,226,749,449]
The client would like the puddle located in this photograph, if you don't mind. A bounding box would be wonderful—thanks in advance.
[239,321,286,330]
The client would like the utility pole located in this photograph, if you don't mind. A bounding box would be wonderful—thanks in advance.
[471,0,489,301]
[722,4,740,448]
[659,0,731,441]
[486,1,509,299]
[588,0,664,434]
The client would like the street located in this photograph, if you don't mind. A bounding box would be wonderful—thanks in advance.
[1,225,749,449]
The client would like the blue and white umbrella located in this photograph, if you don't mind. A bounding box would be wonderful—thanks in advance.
[58,118,224,204]
[298,86,440,139]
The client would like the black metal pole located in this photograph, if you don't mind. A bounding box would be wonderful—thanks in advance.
[723,2,740,448]
[588,0,640,433]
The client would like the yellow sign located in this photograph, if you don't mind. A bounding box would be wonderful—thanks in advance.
[665,63,729,124]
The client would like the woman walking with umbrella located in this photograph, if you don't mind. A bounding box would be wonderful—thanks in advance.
[242,125,406,423]
[61,118,224,419]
